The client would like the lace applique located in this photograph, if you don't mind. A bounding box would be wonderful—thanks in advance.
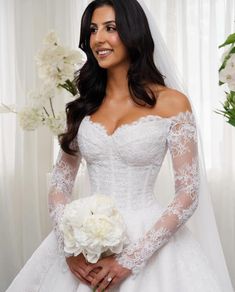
[117,227,172,274]
[117,111,200,274]
[167,111,197,157]
[49,204,65,252]
[48,140,81,253]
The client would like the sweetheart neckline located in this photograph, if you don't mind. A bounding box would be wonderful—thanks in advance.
[83,111,193,137]
[84,114,166,137]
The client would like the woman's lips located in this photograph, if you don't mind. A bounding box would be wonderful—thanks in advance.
[96,49,113,58]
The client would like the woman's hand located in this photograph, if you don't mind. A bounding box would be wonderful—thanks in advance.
[66,254,100,285]
[84,256,131,292]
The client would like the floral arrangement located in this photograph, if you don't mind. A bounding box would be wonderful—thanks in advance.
[0,31,86,135]
[60,194,128,263]
[217,33,235,127]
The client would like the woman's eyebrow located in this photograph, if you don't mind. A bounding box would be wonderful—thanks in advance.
[90,20,116,26]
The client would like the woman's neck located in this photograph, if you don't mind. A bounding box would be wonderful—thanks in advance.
[106,65,130,100]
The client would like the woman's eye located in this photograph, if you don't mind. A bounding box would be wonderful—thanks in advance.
[107,26,116,32]
[90,27,97,34]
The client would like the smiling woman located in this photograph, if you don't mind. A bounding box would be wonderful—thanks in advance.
[5,0,234,292]
[89,6,129,70]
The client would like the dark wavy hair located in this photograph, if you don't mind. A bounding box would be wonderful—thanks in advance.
[59,0,165,155]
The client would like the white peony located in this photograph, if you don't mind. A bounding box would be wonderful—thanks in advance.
[60,194,128,263]
[43,31,59,46]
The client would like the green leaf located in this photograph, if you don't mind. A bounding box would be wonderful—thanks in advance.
[228,118,235,127]
[218,49,233,71]
[219,33,235,48]
[229,46,235,54]
[230,91,235,96]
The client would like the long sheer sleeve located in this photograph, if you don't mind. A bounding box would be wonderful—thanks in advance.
[48,140,81,252]
[117,111,200,274]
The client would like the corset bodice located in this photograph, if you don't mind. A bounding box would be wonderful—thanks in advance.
[77,115,172,210]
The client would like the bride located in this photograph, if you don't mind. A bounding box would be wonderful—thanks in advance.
[7,0,234,291]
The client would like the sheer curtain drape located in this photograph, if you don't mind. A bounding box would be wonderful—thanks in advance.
[149,0,235,287]
[0,0,234,291]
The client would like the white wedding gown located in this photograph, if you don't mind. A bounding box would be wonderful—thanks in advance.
[7,111,226,292]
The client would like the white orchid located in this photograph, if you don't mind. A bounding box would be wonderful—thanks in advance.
[45,111,66,135]
[18,107,43,131]
[28,83,56,108]
[217,33,235,127]
[2,31,85,135]
[36,31,85,86]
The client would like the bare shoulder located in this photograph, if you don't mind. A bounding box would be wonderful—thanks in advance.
[151,85,192,117]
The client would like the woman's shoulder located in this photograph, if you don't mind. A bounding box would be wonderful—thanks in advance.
[150,85,192,117]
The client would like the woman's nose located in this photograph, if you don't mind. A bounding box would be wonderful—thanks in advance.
[95,29,105,43]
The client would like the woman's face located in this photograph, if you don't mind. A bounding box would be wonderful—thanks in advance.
[89,5,129,70]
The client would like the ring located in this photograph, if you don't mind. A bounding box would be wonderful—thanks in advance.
[107,276,112,282]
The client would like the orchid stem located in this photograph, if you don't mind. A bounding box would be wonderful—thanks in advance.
[43,106,50,117]
[0,103,17,113]
[49,98,55,118]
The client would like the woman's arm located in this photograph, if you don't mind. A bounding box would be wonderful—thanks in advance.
[48,140,81,252]
[116,109,199,274]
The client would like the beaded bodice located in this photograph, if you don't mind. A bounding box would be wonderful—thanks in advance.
[78,115,171,210]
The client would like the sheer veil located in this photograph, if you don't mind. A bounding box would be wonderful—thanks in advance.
[75,0,233,290]
[136,0,233,290]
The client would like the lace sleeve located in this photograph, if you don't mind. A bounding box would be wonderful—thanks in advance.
[48,139,81,253]
[116,111,200,274]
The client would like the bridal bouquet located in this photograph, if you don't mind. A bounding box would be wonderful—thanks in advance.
[60,194,128,263]
[217,33,235,127]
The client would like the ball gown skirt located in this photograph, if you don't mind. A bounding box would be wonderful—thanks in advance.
[7,202,222,292]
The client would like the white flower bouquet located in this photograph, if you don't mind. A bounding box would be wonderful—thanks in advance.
[217,33,235,127]
[60,194,128,263]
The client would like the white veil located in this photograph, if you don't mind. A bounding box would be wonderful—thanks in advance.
[136,0,233,291]
[75,0,234,290]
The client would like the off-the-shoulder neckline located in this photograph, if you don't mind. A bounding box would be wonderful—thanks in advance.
[84,111,194,137]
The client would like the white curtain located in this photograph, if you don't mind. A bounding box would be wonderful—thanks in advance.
[0,0,234,291]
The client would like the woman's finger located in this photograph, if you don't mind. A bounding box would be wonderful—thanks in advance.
[96,274,116,292]
[72,269,91,285]
[89,270,99,278]
[84,263,99,276]
[91,269,108,289]
[107,277,118,290]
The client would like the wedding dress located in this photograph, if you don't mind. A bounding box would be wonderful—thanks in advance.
[7,110,228,292]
